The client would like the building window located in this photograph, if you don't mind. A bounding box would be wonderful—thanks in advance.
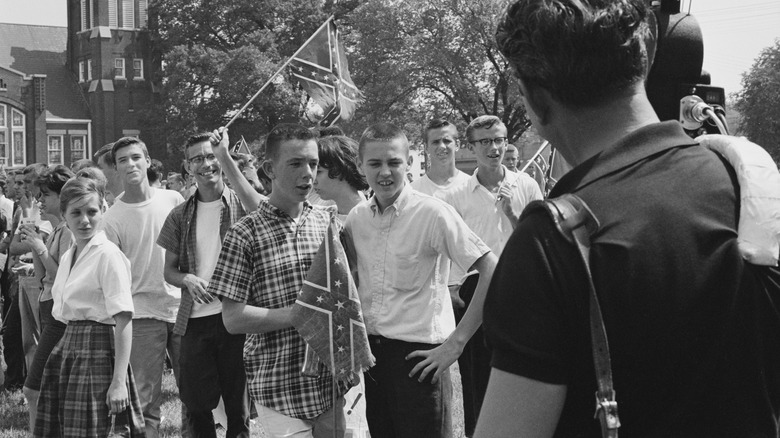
[114,58,125,79]
[109,0,117,27]
[0,104,4,128]
[80,0,92,31]
[71,135,87,162]
[0,105,26,167]
[0,78,6,91]
[12,109,23,128]
[13,131,24,165]
[87,59,93,81]
[0,131,6,166]
[122,0,134,29]
[139,0,148,28]
[133,59,143,80]
[48,135,63,165]
[79,61,86,82]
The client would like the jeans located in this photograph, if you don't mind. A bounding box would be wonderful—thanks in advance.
[129,318,183,438]
[364,336,452,438]
[255,398,345,438]
[179,314,249,438]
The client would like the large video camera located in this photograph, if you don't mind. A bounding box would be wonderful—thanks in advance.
[646,0,729,137]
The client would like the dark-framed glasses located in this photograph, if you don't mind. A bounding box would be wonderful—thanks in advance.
[188,154,217,165]
[470,137,507,147]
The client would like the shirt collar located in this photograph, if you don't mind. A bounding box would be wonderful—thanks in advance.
[258,198,313,220]
[551,121,696,195]
[369,183,413,216]
[79,229,109,254]
[469,165,518,192]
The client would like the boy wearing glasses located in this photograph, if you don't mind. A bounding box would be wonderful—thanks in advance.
[100,137,185,437]
[345,123,497,438]
[157,133,250,437]
[439,115,542,437]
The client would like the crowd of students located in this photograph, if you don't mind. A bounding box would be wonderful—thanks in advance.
[0,111,539,438]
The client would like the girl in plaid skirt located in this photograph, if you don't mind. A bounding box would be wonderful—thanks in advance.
[34,178,145,437]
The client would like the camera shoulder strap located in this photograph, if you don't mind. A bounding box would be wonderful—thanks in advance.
[532,194,620,438]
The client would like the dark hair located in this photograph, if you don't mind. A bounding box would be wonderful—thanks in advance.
[265,124,317,161]
[59,177,105,214]
[317,136,369,191]
[23,163,48,177]
[112,137,149,160]
[76,167,108,188]
[36,165,75,195]
[94,143,115,166]
[71,158,98,173]
[422,119,456,145]
[319,125,345,138]
[465,115,506,142]
[147,159,164,184]
[358,123,409,159]
[496,0,651,107]
[167,174,185,186]
[184,133,212,159]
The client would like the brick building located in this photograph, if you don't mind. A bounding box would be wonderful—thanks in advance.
[0,0,161,169]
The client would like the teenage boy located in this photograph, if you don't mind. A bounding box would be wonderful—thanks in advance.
[411,119,470,197]
[503,144,520,172]
[344,123,497,438]
[158,133,250,437]
[100,137,185,438]
[440,115,542,437]
[208,124,347,437]
[94,143,124,205]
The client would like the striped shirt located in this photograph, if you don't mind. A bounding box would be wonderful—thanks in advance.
[156,186,246,336]
[207,200,343,420]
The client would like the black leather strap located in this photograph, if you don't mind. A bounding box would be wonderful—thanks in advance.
[532,194,620,438]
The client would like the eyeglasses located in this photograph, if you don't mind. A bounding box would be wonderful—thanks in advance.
[469,137,507,147]
[188,154,217,165]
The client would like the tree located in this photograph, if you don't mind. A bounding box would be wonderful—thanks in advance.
[146,0,361,163]
[734,39,780,163]
[342,0,529,144]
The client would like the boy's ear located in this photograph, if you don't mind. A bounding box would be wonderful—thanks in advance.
[261,160,275,180]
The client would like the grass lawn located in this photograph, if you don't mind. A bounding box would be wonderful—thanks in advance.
[1,367,466,437]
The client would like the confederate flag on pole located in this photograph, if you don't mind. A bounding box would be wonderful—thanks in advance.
[289,19,364,127]
[292,217,375,386]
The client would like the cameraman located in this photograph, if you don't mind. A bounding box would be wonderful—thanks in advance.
[477,1,780,437]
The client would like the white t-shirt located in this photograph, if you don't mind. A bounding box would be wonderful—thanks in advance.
[410,171,471,198]
[192,199,222,318]
[101,188,185,322]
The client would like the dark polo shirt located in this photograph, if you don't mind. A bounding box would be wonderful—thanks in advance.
[485,122,780,437]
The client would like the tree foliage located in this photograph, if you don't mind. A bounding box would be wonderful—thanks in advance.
[343,0,528,144]
[148,0,527,160]
[734,39,780,163]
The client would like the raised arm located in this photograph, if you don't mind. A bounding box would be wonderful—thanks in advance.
[211,127,264,211]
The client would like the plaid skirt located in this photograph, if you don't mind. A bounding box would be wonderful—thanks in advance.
[34,320,146,437]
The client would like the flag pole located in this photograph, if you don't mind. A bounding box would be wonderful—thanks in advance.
[224,15,336,128]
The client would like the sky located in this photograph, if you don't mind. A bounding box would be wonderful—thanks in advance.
[1,0,778,96]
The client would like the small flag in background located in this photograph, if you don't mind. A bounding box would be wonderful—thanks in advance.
[292,217,374,386]
[231,136,251,155]
[289,20,364,127]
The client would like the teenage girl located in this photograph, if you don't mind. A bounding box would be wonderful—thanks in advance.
[34,177,145,437]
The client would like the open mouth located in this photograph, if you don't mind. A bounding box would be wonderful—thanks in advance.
[377,180,393,187]
[199,169,217,177]
[487,153,501,159]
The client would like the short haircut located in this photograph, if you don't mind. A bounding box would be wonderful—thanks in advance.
[167,174,185,186]
[36,165,75,195]
[317,136,369,192]
[184,133,212,159]
[23,163,48,177]
[71,158,98,173]
[496,0,651,107]
[422,119,456,145]
[112,137,149,160]
[0,174,7,193]
[465,115,506,142]
[76,167,108,188]
[147,159,164,184]
[94,143,115,166]
[505,144,519,153]
[59,177,106,215]
[319,125,345,138]
[358,123,409,160]
[265,124,317,161]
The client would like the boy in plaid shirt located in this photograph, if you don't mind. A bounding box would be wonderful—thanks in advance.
[208,124,346,437]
